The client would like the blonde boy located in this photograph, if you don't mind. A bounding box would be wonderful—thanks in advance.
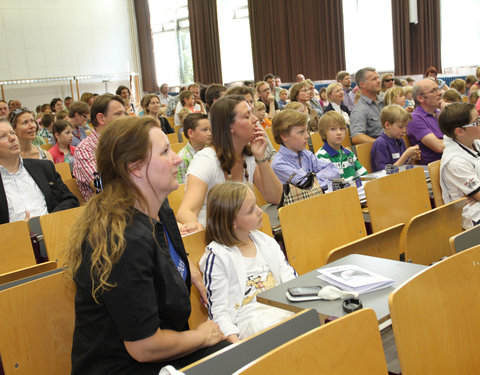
[271,109,339,188]
[177,113,212,184]
[316,112,367,180]
[371,105,421,172]
[253,101,271,129]
[278,89,289,109]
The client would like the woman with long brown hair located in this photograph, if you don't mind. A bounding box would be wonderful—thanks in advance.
[67,116,227,374]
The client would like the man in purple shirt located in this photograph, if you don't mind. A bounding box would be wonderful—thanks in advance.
[407,78,445,164]
[336,71,355,112]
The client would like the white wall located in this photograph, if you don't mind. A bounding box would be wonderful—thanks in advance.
[0,0,140,109]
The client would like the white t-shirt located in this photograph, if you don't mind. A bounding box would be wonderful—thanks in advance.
[186,147,256,226]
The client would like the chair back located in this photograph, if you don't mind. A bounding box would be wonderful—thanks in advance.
[40,143,52,151]
[168,184,185,214]
[279,187,366,274]
[389,245,480,374]
[237,308,388,375]
[355,141,374,173]
[0,221,36,274]
[401,198,465,264]
[402,134,411,148]
[166,116,175,127]
[0,261,56,286]
[64,178,86,205]
[54,162,72,182]
[252,184,267,207]
[428,160,444,207]
[343,127,352,147]
[327,223,404,263]
[167,132,180,144]
[310,133,324,153]
[0,271,75,375]
[265,127,280,151]
[449,224,480,253]
[171,142,187,154]
[365,167,431,233]
[40,206,85,265]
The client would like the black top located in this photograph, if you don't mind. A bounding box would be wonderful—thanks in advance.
[258,98,279,114]
[0,158,79,224]
[159,116,175,134]
[324,102,351,116]
[71,201,192,374]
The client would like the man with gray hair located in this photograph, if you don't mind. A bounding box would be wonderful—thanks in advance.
[350,67,384,144]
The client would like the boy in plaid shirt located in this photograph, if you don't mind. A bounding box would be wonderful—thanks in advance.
[177,113,212,184]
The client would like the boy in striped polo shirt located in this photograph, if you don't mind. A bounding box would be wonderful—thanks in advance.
[316,111,367,181]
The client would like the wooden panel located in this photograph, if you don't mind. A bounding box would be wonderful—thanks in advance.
[265,127,280,151]
[401,198,465,265]
[355,141,374,173]
[63,178,86,205]
[342,127,352,147]
[40,206,84,265]
[168,184,185,215]
[40,143,53,151]
[310,132,324,153]
[252,184,267,207]
[279,187,366,274]
[54,162,72,182]
[171,142,188,154]
[365,167,431,233]
[428,160,443,207]
[167,132,179,144]
[166,116,175,127]
[0,221,36,274]
[450,224,480,253]
[389,245,480,374]
[0,261,56,286]
[327,223,404,263]
[0,271,75,375]
[238,308,388,375]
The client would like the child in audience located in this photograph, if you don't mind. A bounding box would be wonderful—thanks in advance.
[278,89,288,109]
[284,101,307,115]
[253,101,271,129]
[316,111,367,180]
[439,102,480,229]
[176,107,192,142]
[200,181,296,342]
[319,87,328,108]
[442,89,462,105]
[384,87,413,113]
[469,90,479,106]
[177,113,211,184]
[449,79,467,99]
[38,113,56,145]
[404,86,415,108]
[271,109,339,188]
[371,105,421,172]
[48,120,76,164]
[179,90,204,114]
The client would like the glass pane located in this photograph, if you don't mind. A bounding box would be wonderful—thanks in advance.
[216,0,254,83]
[342,0,394,73]
[441,0,480,70]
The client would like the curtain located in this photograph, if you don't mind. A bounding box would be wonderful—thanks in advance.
[188,0,223,84]
[133,0,159,92]
[248,0,345,82]
[392,0,441,75]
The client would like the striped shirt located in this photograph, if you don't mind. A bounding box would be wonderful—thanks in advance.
[177,142,196,184]
[73,130,99,201]
[0,157,48,222]
[271,145,340,188]
[316,143,367,181]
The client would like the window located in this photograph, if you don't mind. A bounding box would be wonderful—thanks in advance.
[216,0,254,83]
[441,0,480,71]
[342,0,394,74]
[149,0,193,86]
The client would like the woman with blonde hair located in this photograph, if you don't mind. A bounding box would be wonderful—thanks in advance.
[68,116,228,374]
[323,82,351,123]
[384,87,413,112]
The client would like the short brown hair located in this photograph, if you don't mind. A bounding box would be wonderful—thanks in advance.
[183,113,208,139]
[141,94,159,114]
[205,181,250,247]
[442,89,462,103]
[318,111,346,141]
[90,94,124,128]
[68,101,90,118]
[179,90,193,106]
[284,102,305,112]
[336,71,350,82]
[380,105,412,128]
[439,102,474,138]
[289,81,309,102]
[271,109,308,145]
[225,86,255,98]
[450,79,466,93]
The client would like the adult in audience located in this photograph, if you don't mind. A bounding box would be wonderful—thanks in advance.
[174,83,205,125]
[68,116,227,374]
[7,108,53,162]
[275,76,282,87]
[379,73,395,102]
[116,85,135,114]
[264,73,282,101]
[141,94,174,134]
[336,70,355,111]
[64,96,73,109]
[225,86,255,107]
[67,101,90,146]
[159,83,172,107]
[8,100,21,111]
[80,92,94,107]
[177,95,282,227]
[256,81,278,118]
[50,98,64,114]
[73,94,125,201]
[290,81,320,133]
[205,83,227,112]
[0,100,9,118]
[0,118,78,224]
[296,74,305,82]
[407,78,444,164]
[406,77,415,86]
[305,79,323,117]
[324,82,351,124]
[425,66,448,91]
[350,67,384,144]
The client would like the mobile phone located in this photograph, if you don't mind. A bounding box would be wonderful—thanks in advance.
[287,286,322,297]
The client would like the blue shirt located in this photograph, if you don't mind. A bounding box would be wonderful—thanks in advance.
[271,145,340,188]
[371,133,407,172]
[165,229,187,280]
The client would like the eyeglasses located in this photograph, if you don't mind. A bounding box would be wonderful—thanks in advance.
[420,87,441,96]
[384,78,395,83]
[462,119,480,128]
[299,88,310,93]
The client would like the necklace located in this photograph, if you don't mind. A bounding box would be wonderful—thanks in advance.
[227,159,249,181]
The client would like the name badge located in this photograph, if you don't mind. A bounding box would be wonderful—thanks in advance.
[392,153,400,159]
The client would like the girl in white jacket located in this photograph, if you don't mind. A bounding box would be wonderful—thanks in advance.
[200,182,297,343]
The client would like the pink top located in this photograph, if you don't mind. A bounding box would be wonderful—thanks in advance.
[48,144,76,164]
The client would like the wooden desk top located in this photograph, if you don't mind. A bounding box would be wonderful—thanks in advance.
[257,254,427,324]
